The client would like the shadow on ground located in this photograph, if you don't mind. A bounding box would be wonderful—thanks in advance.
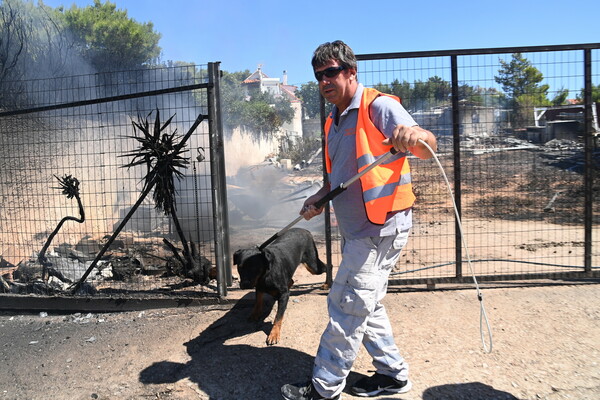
[140,292,518,399]
[139,292,363,399]
[422,382,519,399]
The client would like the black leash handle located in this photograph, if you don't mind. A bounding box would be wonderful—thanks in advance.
[258,148,399,250]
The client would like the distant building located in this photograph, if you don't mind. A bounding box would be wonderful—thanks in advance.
[242,66,281,97]
[411,101,511,138]
[242,66,303,141]
[530,103,600,143]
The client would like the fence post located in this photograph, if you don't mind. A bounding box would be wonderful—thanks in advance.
[319,95,334,287]
[451,55,463,277]
[208,62,232,296]
[583,49,593,272]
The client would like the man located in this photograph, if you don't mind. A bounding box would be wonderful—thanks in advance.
[281,41,437,400]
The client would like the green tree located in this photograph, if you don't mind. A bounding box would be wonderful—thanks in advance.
[372,82,391,94]
[495,53,549,127]
[62,0,161,71]
[404,76,452,110]
[220,71,294,139]
[0,0,74,106]
[495,53,549,99]
[295,81,321,119]
[371,77,508,112]
[460,85,506,108]
[246,87,295,134]
[390,79,413,109]
[372,80,417,110]
[220,70,251,128]
[516,93,550,125]
[575,83,600,104]
[458,84,477,103]
[428,75,452,104]
[551,88,569,106]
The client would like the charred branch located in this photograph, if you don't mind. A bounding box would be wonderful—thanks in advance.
[70,112,205,295]
[39,175,84,282]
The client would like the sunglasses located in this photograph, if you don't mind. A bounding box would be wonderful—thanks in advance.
[314,66,346,82]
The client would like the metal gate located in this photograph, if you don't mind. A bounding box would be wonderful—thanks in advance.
[0,62,231,310]
[321,43,600,286]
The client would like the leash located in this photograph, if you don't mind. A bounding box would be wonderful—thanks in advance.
[418,138,493,353]
[258,148,399,250]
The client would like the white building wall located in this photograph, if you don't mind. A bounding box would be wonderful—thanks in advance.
[279,102,303,140]
[224,126,279,176]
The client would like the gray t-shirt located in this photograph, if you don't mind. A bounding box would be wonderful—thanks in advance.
[327,84,417,239]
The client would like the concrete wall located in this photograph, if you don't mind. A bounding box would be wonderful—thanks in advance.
[223,126,279,176]
[302,118,322,139]
[280,102,304,140]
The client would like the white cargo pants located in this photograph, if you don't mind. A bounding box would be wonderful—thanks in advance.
[312,230,410,398]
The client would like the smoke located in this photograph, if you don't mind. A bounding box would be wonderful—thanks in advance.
[0,2,322,261]
[0,2,212,263]
[0,0,97,108]
[223,127,325,250]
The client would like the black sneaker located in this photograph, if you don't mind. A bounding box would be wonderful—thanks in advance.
[281,381,341,400]
[351,373,412,397]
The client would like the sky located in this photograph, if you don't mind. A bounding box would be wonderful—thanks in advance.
[41,0,597,87]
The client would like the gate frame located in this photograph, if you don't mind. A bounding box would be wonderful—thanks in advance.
[319,43,600,286]
[0,62,232,310]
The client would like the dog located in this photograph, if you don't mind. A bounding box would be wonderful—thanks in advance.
[233,228,327,345]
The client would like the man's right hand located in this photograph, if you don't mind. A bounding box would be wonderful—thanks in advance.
[299,186,329,220]
[300,204,323,220]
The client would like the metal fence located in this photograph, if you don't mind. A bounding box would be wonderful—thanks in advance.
[0,63,230,307]
[322,43,600,285]
[1,43,599,311]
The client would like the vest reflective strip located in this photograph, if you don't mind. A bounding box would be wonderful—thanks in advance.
[357,152,405,171]
[363,173,413,202]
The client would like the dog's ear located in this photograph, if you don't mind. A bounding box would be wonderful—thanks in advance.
[262,249,274,269]
[233,249,242,266]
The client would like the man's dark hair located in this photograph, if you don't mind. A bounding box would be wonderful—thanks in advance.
[312,40,357,71]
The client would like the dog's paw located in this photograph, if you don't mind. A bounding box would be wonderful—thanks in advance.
[266,324,282,346]
[266,332,280,346]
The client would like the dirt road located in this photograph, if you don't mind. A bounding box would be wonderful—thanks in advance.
[1,277,600,400]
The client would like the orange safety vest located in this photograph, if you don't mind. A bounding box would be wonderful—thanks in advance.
[324,87,415,224]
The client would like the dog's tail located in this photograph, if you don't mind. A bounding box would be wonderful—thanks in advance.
[316,257,327,275]
[308,239,327,275]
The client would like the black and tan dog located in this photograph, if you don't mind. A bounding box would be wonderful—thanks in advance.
[233,228,327,345]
